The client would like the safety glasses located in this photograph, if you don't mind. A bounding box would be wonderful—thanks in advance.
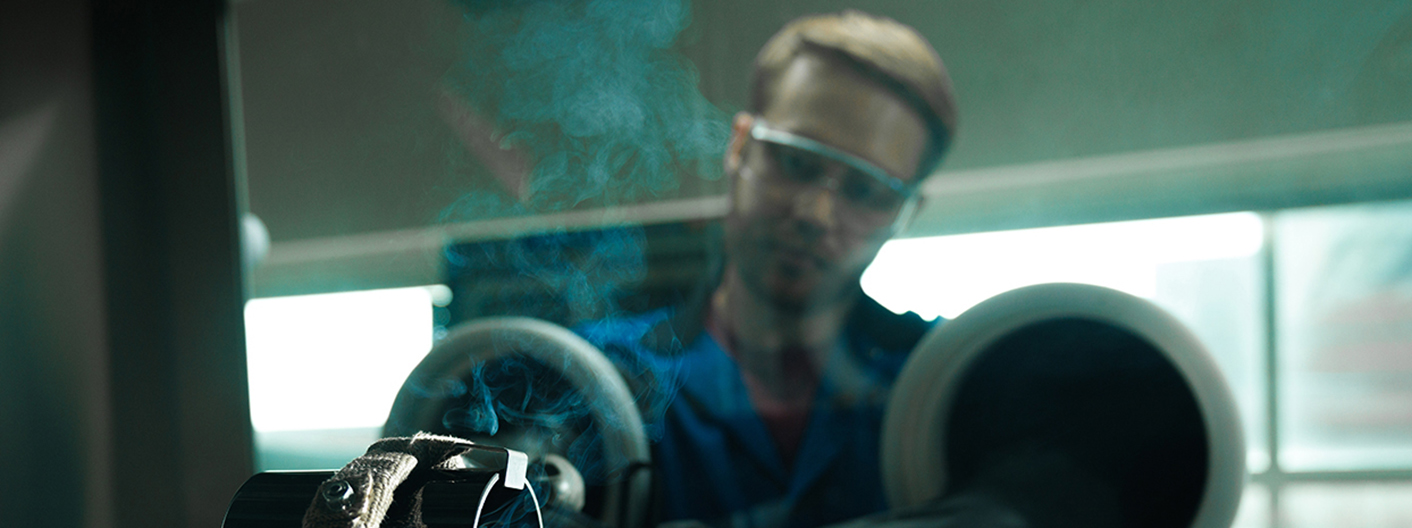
[748,119,919,230]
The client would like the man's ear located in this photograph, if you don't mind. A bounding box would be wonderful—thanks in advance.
[724,112,753,174]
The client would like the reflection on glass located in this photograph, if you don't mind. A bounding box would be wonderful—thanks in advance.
[862,212,1268,471]
[1276,200,1412,471]
[244,285,439,469]
[1281,483,1412,528]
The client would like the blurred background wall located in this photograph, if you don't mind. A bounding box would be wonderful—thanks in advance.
[235,0,1412,295]
[1,0,251,526]
[1,1,109,526]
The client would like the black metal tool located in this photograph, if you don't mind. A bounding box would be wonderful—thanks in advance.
[223,468,528,528]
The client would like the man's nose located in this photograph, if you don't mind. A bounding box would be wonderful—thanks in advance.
[790,181,839,231]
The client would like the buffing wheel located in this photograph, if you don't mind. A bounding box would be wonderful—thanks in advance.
[384,317,650,528]
[882,283,1245,528]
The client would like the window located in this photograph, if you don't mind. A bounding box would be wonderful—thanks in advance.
[228,1,1412,523]
[1275,201,1412,471]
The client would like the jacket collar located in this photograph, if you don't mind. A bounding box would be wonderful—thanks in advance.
[669,327,886,492]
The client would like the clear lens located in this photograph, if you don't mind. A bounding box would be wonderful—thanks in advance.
[750,120,911,223]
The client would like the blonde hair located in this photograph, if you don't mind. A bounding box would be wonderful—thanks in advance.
[752,10,958,178]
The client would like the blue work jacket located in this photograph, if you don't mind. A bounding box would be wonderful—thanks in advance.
[575,296,935,528]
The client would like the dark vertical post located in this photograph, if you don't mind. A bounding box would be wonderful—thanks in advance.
[91,0,254,526]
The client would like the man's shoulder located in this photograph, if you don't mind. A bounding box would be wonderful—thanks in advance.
[849,294,941,351]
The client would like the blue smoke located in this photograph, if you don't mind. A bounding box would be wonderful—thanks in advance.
[437,355,621,527]
[444,358,592,446]
[444,227,648,323]
[426,1,720,523]
[440,0,728,215]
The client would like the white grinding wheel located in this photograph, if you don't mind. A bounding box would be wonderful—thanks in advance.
[384,317,650,528]
[881,283,1245,528]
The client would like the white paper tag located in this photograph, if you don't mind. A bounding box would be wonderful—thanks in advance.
[502,448,529,490]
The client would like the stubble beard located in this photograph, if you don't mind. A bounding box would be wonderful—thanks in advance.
[735,249,860,317]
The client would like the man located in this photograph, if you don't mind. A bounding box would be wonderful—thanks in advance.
[579,10,958,528]
[325,10,958,528]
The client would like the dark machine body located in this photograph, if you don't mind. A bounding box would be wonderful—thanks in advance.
[224,469,524,528]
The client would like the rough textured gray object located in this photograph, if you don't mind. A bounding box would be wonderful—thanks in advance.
[881,283,1245,528]
[302,433,476,528]
[384,317,650,528]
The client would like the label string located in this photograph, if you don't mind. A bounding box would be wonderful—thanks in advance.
[471,472,545,528]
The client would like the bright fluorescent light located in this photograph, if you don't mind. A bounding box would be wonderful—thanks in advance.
[862,213,1263,320]
[244,286,437,432]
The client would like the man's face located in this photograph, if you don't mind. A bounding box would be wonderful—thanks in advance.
[723,53,929,313]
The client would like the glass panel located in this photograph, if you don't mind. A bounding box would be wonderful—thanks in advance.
[863,212,1269,471]
[1274,200,1412,471]
[244,285,441,470]
[1281,483,1412,528]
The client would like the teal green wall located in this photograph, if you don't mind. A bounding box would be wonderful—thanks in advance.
[684,0,1412,170]
[237,0,1412,243]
